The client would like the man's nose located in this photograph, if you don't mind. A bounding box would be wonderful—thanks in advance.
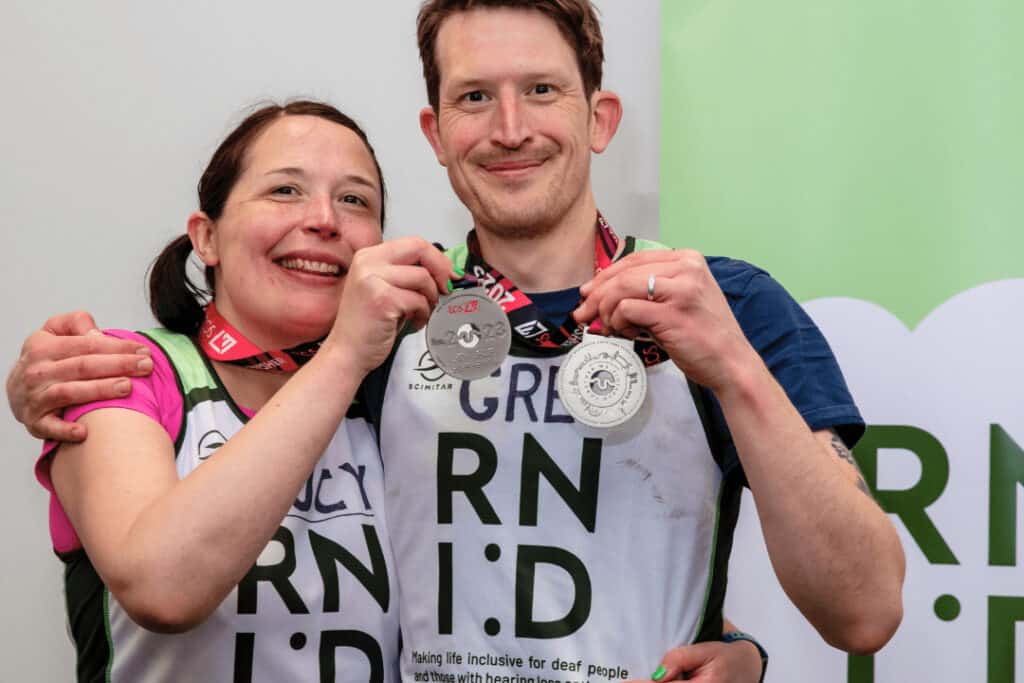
[303,195,340,240]
[491,92,530,148]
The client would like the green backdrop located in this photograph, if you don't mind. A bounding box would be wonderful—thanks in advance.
[661,0,1023,327]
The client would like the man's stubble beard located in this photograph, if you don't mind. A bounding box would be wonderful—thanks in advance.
[458,163,588,242]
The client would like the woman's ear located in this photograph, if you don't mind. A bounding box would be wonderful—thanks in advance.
[187,211,219,266]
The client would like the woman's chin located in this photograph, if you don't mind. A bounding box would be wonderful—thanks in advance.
[271,311,335,346]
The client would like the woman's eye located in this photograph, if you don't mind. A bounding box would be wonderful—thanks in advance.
[341,194,367,207]
[272,186,298,196]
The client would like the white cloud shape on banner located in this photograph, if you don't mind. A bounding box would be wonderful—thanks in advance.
[725,278,1024,683]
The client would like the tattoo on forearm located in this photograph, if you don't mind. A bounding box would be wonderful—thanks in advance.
[830,431,874,498]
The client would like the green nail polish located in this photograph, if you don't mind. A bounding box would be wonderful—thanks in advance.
[651,665,667,681]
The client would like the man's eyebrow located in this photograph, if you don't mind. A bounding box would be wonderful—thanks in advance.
[445,71,565,92]
[444,77,487,92]
[518,71,564,84]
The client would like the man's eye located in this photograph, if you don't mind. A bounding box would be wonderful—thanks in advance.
[463,91,487,103]
[533,84,552,95]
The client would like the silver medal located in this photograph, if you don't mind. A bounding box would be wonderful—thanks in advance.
[557,332,648,429]
[425,287,511,381]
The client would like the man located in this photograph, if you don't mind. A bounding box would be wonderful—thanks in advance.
[9,1,902,681]
[370,1,902,680]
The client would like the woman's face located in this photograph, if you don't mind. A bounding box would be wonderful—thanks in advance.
[194,115,384,349]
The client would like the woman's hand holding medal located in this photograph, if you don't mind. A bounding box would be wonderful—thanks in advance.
[573,248,758,394]
[322,237,454,377]
[424,286,512,381]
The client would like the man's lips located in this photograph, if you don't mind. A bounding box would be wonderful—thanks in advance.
[481,158,546,174]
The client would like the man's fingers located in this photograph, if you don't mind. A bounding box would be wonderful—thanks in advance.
[654,642,718,681]
[29,415,87,443]
[23,334,150,364]
[607,300,663,338]
[583,249,688,293]
[586,273,650,329]
[574,265,653,324]
[42,311,101,336]
[31,354,153,386]
[32,377,132,418]
[629,639,756,682]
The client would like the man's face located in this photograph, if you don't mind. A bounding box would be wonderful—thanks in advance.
[420,7,614,240]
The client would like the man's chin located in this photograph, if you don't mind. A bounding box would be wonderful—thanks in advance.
[476,213,557,240]
[471,196,565,240]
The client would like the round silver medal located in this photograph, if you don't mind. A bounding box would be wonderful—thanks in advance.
[557,333,648,428]
[425,287,511,381]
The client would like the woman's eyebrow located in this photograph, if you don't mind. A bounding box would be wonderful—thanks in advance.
[264,167,379,193]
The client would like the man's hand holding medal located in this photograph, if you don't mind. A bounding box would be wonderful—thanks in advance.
[574,248,760,395]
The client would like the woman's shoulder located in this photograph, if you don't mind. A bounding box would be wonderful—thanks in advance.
[62,329,185,436]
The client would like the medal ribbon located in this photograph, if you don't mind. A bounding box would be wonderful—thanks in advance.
[198,303,322,372]
[453,214,670,367]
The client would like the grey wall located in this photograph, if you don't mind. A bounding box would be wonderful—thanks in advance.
[0,1,659,679]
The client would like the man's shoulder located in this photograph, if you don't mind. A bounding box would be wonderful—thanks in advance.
[705,255,773,298]
[705,256,817,344]
[627,237,773,298]
[626,238,784,304]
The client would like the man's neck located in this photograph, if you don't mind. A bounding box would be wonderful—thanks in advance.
[473,202,600,293]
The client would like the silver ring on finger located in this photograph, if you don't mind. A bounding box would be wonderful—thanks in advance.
[647,273,656,301]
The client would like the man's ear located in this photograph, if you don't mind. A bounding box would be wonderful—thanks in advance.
[589,90,623,154]
[187,211,219,266]
[419,106,449,167]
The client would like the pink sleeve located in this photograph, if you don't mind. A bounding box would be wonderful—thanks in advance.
[35,329,184,555]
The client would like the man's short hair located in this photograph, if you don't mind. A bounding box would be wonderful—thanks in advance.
[417,0,605,112]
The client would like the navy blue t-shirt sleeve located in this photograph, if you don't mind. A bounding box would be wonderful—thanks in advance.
[703,257,864,482]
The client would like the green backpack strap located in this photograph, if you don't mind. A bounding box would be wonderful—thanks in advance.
[445,243,469,275]
[631,237,671,253]
[139,328,229,412]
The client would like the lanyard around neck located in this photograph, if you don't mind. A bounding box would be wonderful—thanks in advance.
[198,303,322,372]
[452,214,670,366]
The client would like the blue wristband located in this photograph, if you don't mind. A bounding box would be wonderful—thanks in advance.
[721,631,768,683]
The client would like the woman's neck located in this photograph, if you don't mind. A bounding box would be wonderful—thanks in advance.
[210,361,291,412]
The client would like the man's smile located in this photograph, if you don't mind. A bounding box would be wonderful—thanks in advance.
[480,157,548,181]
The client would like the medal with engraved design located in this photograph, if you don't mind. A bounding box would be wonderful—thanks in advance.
[425,286,511,381]
[558,332,648,428]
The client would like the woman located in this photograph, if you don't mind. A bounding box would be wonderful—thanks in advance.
[34,100,765,682]
[37,100,451,682]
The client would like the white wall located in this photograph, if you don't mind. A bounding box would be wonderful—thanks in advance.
[0,1,660,679]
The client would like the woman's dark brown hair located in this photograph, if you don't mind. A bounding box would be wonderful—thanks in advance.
[148,100,386,336]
